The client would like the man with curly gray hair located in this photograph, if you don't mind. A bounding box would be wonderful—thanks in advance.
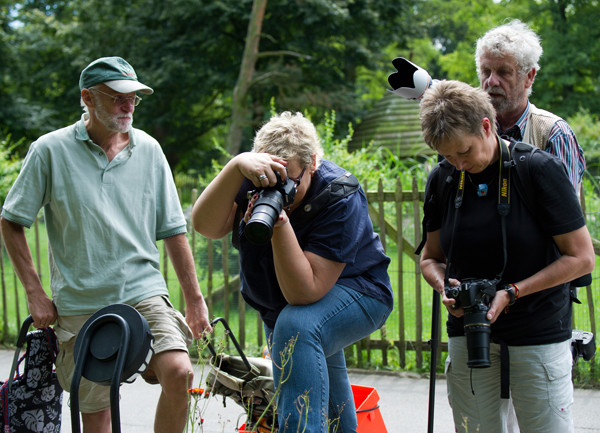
[475,19,585,190]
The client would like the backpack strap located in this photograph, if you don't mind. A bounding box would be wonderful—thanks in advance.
[293,171,360,226]
[508,140,537,215]
[508,140,589,300]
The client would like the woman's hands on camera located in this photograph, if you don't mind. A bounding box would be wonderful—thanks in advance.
[485,288,514,324]
[443,278,463,317]
[236,152,288,188]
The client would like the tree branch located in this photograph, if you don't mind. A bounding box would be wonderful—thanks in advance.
[256,50,312,60]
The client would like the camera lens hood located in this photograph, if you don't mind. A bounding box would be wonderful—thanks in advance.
[245,191,284,245]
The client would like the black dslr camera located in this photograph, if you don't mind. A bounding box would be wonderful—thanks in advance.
[571,330,596,365]
[244,171,296,245]
[445,278,497,368]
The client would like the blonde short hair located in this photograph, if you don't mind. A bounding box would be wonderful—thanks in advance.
[253,112,323,169]
[419,80,497,151]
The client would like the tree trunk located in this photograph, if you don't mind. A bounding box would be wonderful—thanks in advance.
[225,0,268,158]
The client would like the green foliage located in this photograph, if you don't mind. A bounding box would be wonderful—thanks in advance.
[530,0,600,117]
[0,135,24,204]
[409,0,600,122]
[568,110,600,161]
[317,110,431,190]
[2,0,419,173]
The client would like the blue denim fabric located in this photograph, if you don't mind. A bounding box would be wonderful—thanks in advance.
[264,284,392,433]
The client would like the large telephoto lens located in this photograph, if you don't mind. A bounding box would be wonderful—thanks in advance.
[463,308,492,368]
[244,190,284,245]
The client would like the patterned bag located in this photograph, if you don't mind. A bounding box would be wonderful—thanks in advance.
[0,316,63,433]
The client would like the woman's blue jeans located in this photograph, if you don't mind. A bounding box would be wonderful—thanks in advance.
[264,284,392,433]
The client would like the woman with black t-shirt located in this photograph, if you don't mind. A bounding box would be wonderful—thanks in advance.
[418,80,594,433]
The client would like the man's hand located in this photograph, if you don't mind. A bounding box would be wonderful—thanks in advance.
[28,292,58,328]
[184,294,212,339]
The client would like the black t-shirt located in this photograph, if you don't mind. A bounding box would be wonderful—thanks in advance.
[425,143,585,345]
[235,159,393,328]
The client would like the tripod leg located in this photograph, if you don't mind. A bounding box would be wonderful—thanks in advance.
[427,290,441,433]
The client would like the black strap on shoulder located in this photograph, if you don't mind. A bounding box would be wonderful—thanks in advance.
[508,140,536,213]
[511,140,591,300]
[293,171,360,226]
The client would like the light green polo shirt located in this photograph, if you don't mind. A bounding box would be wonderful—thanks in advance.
[2,114,187,315]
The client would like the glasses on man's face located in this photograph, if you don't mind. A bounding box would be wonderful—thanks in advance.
[90,88,142,107]
[287,167,306,186]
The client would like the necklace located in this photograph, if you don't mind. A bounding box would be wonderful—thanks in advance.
[467,173,496,197]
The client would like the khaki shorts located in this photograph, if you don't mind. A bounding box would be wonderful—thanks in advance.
[54,295,193,413]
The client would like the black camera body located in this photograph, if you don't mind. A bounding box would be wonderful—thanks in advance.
[244,171,297,245]
[445,278,497,368]
[571,330,596,365]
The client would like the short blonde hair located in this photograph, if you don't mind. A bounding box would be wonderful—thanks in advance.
[253,112,323,168]
[419,80,497,151]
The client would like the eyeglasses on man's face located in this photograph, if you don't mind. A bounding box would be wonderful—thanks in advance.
[90,88,142,107]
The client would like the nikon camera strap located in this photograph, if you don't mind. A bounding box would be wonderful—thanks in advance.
[444,135,512,286]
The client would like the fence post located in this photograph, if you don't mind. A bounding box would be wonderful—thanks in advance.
[13,273,20,330]
[222,238,230,325]
[0,233,8,341]
[207,239,214,315]
[162,241,169,292]
[395,177,406,368]
[412,176,423,369]
[34,218,42,279]
[580,186,596,376]
[189,188,198,313]
[377,178,388,365]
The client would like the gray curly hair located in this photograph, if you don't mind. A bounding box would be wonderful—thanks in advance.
[475,20,542,94]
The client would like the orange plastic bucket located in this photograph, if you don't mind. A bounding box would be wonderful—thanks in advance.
[352,384,387,433]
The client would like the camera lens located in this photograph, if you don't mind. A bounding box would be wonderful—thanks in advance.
[463,309,492,368]
[244,190,284,245]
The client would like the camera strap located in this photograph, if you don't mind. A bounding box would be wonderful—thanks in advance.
[444,135,512,286]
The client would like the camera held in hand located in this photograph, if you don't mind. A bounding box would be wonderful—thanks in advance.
[445,278,497,368]
[244,171,296,245]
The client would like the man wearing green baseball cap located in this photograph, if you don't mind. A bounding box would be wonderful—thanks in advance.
[79,56,154,94]
[1,56,212,433]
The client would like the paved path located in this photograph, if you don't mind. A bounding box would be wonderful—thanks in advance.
[1,349,599,432]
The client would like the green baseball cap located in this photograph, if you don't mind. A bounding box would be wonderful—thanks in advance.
[79,56,153,94]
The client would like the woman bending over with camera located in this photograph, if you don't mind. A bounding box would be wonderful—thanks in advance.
[192,112,393,432]
[418,80,594,433]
